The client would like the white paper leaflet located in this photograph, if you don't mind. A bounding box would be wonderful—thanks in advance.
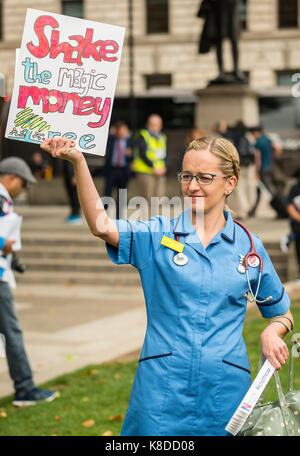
[225,359,275,436]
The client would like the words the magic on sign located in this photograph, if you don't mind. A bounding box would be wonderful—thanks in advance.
[5,9,125,155]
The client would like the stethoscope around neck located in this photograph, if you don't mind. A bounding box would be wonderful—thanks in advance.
[173,219,273,305]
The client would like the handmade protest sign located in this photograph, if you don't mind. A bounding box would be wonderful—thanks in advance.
[5,9,125,155]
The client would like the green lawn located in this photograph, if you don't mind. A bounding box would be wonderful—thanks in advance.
[0,305,299,436]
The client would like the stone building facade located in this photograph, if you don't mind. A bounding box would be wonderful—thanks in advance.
[1,1,300,95]
[1,0,300,171]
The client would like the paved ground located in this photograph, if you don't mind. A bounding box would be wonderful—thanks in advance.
[0,204,147,398]
[0,199,299,399]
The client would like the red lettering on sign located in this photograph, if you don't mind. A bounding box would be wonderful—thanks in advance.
[17,85,111,128]
[88,97,111,128]
[99,40,119,62]
[78,97,97,115]
[27,16,58,58]
[48,89,64,113]
[17,85,49,111]
[26,15,119,66]
[82,29,103,61]
[49,30,75,63]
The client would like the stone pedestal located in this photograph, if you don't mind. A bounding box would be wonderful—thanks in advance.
[195,84,260,132]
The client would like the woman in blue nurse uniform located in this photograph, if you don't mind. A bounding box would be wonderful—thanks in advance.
[41,135,293,436]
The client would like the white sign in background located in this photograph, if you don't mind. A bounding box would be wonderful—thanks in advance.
[5,9,125,155]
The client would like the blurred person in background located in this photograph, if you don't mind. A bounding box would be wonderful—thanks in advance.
[178,127,206,170]
[218,120,256,220]
[30,151,51,180]
[132,114,167,212]
[0,157,56,406]
[62,159,82,224]
[185,127,206,145]
[211,120,228,137]
[103,121,134,219]
[248,126,285,219]
[281,170,300,274]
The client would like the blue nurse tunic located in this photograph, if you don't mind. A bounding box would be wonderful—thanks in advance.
[106,210,290,436]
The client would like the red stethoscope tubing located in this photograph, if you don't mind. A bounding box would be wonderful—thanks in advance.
[233,220,263,273]
[176,220,263,273]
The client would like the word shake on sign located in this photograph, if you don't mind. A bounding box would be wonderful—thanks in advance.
[5,9,125,155]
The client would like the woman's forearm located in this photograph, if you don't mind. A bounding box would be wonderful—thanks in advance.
[267,309,294,337]
[73,155,119,247]
[260,309,293,369]
[41,137,119,247]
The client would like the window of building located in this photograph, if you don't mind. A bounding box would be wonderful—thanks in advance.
[239,0,248,30]
[145,73,172,90]
[259,96,300,130]
[277,70,300,85]
[146,0,169,34]
[278,0,298,28]
[62,0,84,18]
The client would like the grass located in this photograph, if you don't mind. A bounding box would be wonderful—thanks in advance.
[0,361,137,436]
[0,305,299,436]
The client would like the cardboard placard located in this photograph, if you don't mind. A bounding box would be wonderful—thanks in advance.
[5,9,125,155]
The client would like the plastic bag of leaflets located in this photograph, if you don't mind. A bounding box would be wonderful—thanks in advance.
[239,319,300,436]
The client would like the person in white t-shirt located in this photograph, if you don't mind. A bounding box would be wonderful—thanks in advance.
[0,157,56,407]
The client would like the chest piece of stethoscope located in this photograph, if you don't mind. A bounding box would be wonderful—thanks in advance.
[174,252,189,266]
[247,255,260,268]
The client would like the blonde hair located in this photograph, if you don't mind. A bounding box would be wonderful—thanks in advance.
[184,136,240,211]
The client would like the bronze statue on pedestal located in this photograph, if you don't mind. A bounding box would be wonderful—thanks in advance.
[197,0,247,84]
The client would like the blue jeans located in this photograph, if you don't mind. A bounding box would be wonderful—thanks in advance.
[0,281,35,394]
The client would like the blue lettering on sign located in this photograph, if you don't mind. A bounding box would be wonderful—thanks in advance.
[79,134,96,150]
[63,132,77,141]
[7,127,96,150]
[22,57,52,84]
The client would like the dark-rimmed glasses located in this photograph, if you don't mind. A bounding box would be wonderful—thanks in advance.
[176,172,226,185]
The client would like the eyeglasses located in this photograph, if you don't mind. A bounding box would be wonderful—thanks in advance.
[176,172,226,185]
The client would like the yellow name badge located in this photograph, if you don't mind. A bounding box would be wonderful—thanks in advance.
[161,236,184,253]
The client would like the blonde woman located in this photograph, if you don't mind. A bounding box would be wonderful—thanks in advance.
[41,136,293,436]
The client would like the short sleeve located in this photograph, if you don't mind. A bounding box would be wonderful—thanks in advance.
[252,234,290,318]
[106,216,169,270]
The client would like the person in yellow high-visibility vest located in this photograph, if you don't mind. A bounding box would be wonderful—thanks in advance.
[133,114,167,212]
